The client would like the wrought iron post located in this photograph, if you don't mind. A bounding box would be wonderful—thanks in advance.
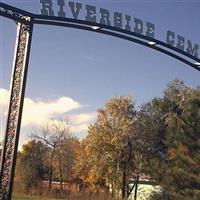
[0,16,33,199]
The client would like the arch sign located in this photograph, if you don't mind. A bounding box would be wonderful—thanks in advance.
[0,1,200,199]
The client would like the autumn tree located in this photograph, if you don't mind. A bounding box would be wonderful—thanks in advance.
[80,96,141,199]
[53,136,80,190]
[32,120,73,191]
[73,139,92,191]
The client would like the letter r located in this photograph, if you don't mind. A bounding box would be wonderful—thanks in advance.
[40,0,54,16]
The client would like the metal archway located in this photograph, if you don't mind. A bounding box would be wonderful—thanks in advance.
[0,2,200,199]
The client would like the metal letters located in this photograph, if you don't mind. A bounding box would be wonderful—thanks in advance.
[0,1,200,199]
[39,0,200,58]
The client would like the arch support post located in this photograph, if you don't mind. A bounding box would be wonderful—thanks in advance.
[0,16,33,200]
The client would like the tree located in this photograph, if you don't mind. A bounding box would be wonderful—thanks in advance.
[73,139,92,191]
[17,140,49,193]
[79,96,140,200]
[163,80,200,199]
[32,120,72,191]
[139,80,200,200]
[53,136,80,189]
[135,97,168,177]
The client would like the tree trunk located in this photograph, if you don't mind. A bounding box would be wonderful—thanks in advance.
[134,175,139,200]
[59,152,63,191]
[48,150,55,191]
[163,189,167,200]
[89,189,93,200]
[111,181,115,199]
[122,164,127,200]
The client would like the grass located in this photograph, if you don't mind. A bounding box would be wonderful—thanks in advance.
[12,184,158,200]
[12,193,62,200]
[12,193,40,200]
[12,192,111,200]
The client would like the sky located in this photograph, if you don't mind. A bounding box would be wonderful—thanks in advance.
[0,0,200,147]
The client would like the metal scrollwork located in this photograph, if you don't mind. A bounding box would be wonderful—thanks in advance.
[0,1,200,200]
[0,13,33,200]
[0,3,32,24]
[0,7,22,20]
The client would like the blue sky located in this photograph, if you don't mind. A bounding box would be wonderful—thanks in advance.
[1,0,200,146]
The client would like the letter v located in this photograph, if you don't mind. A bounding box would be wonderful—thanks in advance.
[68,2,82,19]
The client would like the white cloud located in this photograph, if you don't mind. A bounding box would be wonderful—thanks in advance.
[0,88,10,113]
[0,88,97,142]
[69,113,96,125]
[69,113,96,135]
[71,123,88,133]
[0,88,81,127]
[22,96,80,127]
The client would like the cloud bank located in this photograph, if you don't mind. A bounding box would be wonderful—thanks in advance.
[0,88,96,141]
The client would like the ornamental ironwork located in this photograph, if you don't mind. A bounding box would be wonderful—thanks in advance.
[0,6,33,199]
[0,1,200,200]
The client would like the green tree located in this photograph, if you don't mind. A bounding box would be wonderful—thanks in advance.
[136,97,168,178]
[163,80,200,200]
[139,80,200,200]
[17,140,49,193]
